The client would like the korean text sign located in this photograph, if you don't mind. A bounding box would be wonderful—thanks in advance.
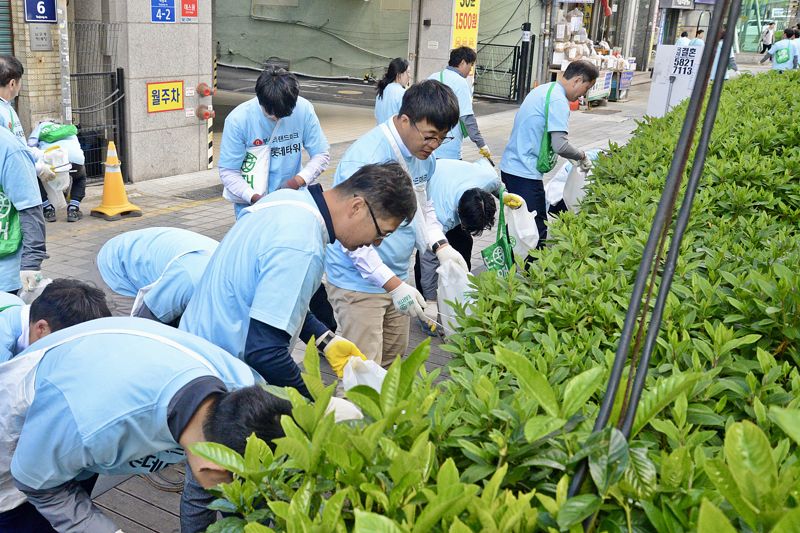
[147,81,184,113]
[452,0,481,49]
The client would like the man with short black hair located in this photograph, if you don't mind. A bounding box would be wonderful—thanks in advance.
[689,29,705,46]
[219,67,330,218]
[676,31,691,46]
[500,60,598,246]
[0,278,111,362]
[0,316,292,532]
[325,80,464,367]
[761,27,798,70]
[428,46,491,161]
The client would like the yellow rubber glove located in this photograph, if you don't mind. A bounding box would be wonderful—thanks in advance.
[478,145,493,161]
[503,192,524,209]
[323,335,367,377]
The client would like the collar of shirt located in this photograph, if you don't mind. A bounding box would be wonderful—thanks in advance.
[387,117,412,159]
[16,305,31,353]
[308,183,336,243]
[446,65,465,78]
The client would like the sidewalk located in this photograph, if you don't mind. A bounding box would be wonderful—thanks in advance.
[45,81,653,532]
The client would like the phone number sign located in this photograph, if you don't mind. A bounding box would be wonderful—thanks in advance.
[151,0,176,23]
[147,81,184,113]
[672,46,698,75]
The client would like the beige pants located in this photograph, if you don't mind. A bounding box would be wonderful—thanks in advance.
[326,283,410,367]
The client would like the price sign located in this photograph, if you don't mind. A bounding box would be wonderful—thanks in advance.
[151,0,176,23]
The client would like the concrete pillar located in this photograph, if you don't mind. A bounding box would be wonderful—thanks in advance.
[10,0,63,133]
[408,0,456,82]
[106,0,213,182]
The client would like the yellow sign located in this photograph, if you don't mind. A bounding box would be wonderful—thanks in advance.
[452,0,481,50]
[147,80,184,113]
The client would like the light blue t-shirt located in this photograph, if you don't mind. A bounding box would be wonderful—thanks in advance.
[428,67,474,160]
[325,120,436,294]
[375,82,405,125]
[792,39,800,66]
[28,122,85,166]
[180,188,329,358]
[0,98,26,146]
[0,127,43,292]
[689,38,704,46]
[500,82,570,180]
[675,37,691,46]
[710,42,736,81]
[10,317,258,491]
[0,303,24,363]
[97,228,219,323]
[770,39,796,71]
[219,96,329,194]
[427,159,500,233]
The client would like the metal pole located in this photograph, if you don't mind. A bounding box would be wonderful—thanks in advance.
[620,0,742,439]
[116,67,128,182]
[413,0,424,82]
[518,22,533,102]
[57,0,72,124]
[568,0,732,498]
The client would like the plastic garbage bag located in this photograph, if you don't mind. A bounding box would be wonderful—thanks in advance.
[342,356,387,392]
[562,165,589,213]
[505,200,539,258]
[436,259,472,337]
[19,277,52,304]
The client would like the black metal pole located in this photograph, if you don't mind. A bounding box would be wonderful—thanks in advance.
[568,0,732,498]
[115,67,128,182]
[619,0,741,438]
[518,22,533,103]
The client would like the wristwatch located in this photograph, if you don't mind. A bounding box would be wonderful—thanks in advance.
[432,239,448,254]
[315,330,333,351]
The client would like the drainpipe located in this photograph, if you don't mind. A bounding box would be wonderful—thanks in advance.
[413,0,424,81]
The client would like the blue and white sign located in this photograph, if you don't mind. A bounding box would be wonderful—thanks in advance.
[24,0,57,24]
[151,0,176,23]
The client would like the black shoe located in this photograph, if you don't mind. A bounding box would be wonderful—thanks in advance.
[43,205,56,222]
[67,206,83,222]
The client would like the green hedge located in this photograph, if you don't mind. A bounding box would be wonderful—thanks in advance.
[196,70,800,532]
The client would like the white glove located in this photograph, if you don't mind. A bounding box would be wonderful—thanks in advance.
[423,300,439,325]
[436,244,469,273]
[389,282,427,320]
[20,270,43,292]
[37,164,56,181]
[579,153,593,172]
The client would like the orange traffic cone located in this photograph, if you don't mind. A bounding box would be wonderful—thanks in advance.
[90,141,142,221]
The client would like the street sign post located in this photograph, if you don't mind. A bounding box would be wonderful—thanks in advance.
[24,0,56,23]
[151,0,176,23]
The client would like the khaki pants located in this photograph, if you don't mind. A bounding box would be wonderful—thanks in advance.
[326,283,410,367]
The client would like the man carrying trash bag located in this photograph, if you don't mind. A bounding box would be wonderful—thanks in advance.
[500,60,598,247]
[415,157,525,328]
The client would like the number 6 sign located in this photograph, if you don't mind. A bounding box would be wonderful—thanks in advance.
[24,0,57,23]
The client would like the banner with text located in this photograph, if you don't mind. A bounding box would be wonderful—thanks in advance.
[452,0,481,50]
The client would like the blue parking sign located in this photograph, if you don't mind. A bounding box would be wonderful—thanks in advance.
[151,0,176,23]
[24,0,57,23]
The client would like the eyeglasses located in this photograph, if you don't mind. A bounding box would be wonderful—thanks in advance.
[359,196,393,239]
[411,122,453,146]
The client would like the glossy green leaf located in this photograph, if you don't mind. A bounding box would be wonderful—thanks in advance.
[697,498,736,533]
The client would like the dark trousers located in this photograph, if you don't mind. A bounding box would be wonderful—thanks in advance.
[39,163,87,204]
[309,284,337,333]
[413,225,473,295]
[0,475,98,532]
[501,170,547,248]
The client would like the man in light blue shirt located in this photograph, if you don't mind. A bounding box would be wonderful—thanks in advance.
[0,278,110,363]
[326,80,466,365]
[761,30,798,70]
[0,126,47,294]
[219,67,330,218]
[428,47,492,161]
[375,58,410,124]
[676,31,691,46]
[97,227,218,325]
[0,316,290,532]
[181,164,417,393]
[0,56,56,184]
[689,29,705,46]
[499,60,598,246]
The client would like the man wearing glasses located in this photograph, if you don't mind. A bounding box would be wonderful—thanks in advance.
[325,80,465,368]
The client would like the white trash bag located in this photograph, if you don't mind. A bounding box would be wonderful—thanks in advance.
[505,200,539,258]
[342,356,387,392]
[436,259,472,337]
[562,165,589,213]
